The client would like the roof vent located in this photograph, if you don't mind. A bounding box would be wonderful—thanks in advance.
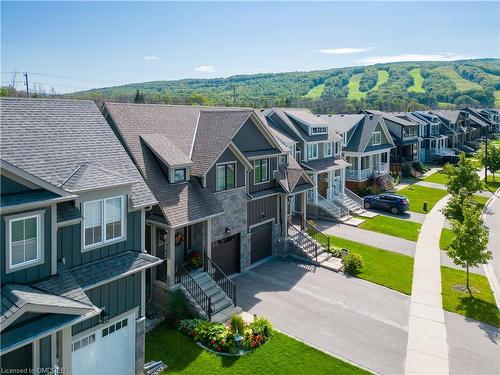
[260,108,265,112]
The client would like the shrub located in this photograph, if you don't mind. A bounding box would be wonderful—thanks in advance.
[248,317,273,339]
[165,289,192,325]
[230,314,245,335]
[342,253,364,275]
[402,163,412,177]
[188,251,203,269]
[411,161,428,173]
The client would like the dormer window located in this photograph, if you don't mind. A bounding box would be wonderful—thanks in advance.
[310,126,328,135]
[372,132,381,146]
[279,154,288,166]
[174,168,187,183]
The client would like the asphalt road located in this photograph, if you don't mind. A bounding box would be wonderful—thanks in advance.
[484,192,500,284]
[234,258,410,375]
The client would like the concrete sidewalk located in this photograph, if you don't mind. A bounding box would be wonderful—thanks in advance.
[405,195,450,375]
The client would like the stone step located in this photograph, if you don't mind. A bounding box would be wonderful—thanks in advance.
[212,297,233,313]
[211,305,243,323]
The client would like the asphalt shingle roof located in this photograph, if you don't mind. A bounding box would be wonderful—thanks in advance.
[0,98,156,208]
[302,157,350,172]
[140,134,192,167]
[319,114,364,133]
[343,114,394,153]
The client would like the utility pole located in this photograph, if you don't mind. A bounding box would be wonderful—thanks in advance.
[23,72,29,98]
[485,124,488,182]
[232,85,236,107]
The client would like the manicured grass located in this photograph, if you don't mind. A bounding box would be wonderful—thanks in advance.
[434,66,483,91]
[347,73,364,100]
[439,228,454,250]
[483,175,500,191]
[145,325,370,375]
[423,170,449,185]
[327,236,414,295]
[304,83,325,99]
[408,68,425,93]
[397,185,448,213]
[359,215,421,242]
[473,194,489,210]
[441,266,499,327]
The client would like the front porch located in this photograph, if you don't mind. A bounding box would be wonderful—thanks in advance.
[345,151,390,181]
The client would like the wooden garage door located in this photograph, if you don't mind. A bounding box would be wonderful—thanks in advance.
[251,222,272,264]
[211,234,240,275]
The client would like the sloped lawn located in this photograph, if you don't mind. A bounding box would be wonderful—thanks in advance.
[398,185,448,213]
[145,324,370,374]
[439,228,454,250]
[359,215,421,242]
[327,236,414,295]
[441,266,499,328]
[423,170,449,185]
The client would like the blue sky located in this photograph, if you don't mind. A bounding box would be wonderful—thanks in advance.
[1,1,499,93]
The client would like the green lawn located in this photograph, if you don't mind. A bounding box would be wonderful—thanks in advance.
[439,228,454,250]
[327,236,414,295]
[434,66,483,91]
[473,194,489,210]
[408,68,425,93]
[423,170,449,185]
[397,185,448,213]
[359,215,421,242]
[483,175,500,191]
[441,266,499,327]
[347,74,364,100]
[145,325,370,375]
[304,84,325,99]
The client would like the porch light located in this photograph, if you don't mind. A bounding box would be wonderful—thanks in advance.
[261,212,266,219]
[234,334,243,353]
[225,227,231,235]
[100,310,109,324]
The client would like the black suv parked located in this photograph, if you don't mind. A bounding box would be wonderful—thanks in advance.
[363,193,409,215]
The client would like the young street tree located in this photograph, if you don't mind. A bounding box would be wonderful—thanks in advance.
[477,142,500,181]
[444,153,483,195]
[446,201,490,294]
[441,187,477,222]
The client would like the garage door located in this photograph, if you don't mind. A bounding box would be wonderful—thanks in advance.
[72,313,135,375]
[211,234,240,275]
[251,222,272,264]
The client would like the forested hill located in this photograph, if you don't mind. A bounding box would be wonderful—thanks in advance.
[68,59,500,112]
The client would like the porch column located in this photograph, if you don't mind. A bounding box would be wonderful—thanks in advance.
[327,171,333,199]
[150,225,157,283]
[60,327,72,373]
[314,173,318,204]
[387,151,391,166]
[167,229,176,289]
[341,168,345,194]
[281,195,288,236]
[301,192,307,229]
[378,153,382,172]
[206,218,212,258]
[357,157,361,180]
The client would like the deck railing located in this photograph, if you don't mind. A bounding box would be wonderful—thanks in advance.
[303,220,330,252]
[204,254,236,307]
[287,222,319,260]
[176,263,212,321]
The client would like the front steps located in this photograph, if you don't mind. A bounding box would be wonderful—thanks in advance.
[181,272,241,322]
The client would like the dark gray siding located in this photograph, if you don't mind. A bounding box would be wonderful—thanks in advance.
[39,335,51,368]
[1,207,52,284]
[1,176,34,196]
[57,209,142,268]
[248,157,278,193]
[72,272,142,335]
[205,148,246,193]
[233,118,273,152]
[247,196,278,227]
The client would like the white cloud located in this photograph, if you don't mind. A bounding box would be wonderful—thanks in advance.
[194,65,215,73]
[357,52,473,65]
[318,47,374,55]
[144,55,160,61]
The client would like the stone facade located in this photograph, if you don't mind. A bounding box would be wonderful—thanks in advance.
[212,187,251,270]
[135,317,146,375]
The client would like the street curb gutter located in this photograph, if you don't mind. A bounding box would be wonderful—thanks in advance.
[481,187,500,309]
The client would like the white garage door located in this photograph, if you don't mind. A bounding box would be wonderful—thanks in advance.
[72,313,135,375]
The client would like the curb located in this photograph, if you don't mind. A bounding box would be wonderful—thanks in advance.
[481,187,500,309]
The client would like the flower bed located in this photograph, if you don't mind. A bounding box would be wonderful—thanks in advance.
[177,315,273,355]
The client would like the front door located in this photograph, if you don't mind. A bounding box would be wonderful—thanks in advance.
[317,172,328,198]
[155,228,168,283]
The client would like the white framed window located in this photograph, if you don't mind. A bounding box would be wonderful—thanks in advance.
[310,126,328,135]
[324,142,333,157]
[83,196,125,250]
[372,131,381,146]
[307,143,318,160]
[334,141,340,155]
[5,212,43,272]
[254,158,269,184]
[216,162,236,191]
[173,168,186,183]
[279,154,288,165]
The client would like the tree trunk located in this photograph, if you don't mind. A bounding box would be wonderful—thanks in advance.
[466,265,472,295]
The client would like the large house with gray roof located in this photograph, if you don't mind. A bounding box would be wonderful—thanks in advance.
[102,103,314,321]
[0,98,160,375]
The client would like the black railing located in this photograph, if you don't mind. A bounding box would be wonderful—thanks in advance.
[204,254,236,307]
[176,262,212,321]
[303,220,330,252]
[287,222,319,260]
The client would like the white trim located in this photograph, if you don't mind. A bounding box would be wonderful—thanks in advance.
[82,195,126,252]
[0,195,78,215]
[5,210,45,274]
[189,112,201,159]
[32,339,40,371]
[324,141,333,157]
[371,131,382,146]
[51,204,57,275]
[306,143,318,161]
[248,217,275,231]
[141,270,146,318]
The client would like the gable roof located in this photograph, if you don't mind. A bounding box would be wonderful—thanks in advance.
[267,108,330,142]
[319,114,365,134]
[343,114,394,153]
[140,134,193,167]
[366,109,418,126]
[431,110,462,124]
[0,98,156,208]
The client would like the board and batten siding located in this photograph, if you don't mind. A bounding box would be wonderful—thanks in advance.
[72,272,142,335]
[57,209,142,268]
[247,195,278,228]
[1,207,52,284]
[232,118,273,152]
[248,157,278,193]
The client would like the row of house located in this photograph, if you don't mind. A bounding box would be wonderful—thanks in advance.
[1,97,498,374]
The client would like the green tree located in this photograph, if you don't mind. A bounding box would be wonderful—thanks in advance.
[444,153,483,195]
[477,142,500,181]
[446,202,490,293]
[441,187,477,222]
[134,89,144,103]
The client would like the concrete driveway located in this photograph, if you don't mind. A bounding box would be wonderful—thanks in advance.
[234,257,410,375]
